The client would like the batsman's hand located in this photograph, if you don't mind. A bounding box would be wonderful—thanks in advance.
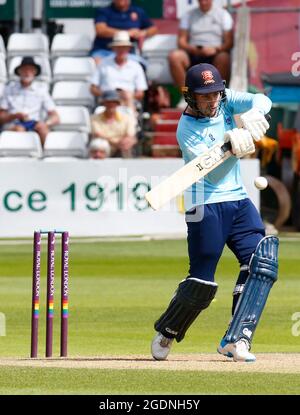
[240,108,270,142]
[224,128,255,158]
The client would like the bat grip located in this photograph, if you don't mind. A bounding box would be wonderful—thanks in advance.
[221,114,271,153]
[221,141,232,152]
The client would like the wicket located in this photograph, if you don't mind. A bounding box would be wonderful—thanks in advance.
[31,230,69,358]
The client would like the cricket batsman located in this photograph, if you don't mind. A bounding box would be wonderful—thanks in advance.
[151,63,279,362]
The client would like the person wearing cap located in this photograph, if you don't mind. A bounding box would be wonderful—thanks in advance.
[90,0,157,65]
[0,56,59,145]
[90,90,137,158]
[169,0,233,107]
[151,63,276,364]
[88,138,111,160]
[90,31,148,113]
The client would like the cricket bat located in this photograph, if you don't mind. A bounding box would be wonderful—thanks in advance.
[145,140,233,210]
[145,115,270,210]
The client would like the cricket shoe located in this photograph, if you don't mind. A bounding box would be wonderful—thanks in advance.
[151,332,174,361]
[217,338,256,362]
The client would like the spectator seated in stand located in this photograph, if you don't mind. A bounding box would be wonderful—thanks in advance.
[88,138,111,159]
[0,57,59,145]
[90,31,148,114]
[90,0,157,66]
[169,0,233,107]
[90,90,137,158]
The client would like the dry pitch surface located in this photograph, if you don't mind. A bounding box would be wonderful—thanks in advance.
[0,353,299,373]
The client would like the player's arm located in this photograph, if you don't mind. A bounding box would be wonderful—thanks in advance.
[227,89,272,141]
[183,129,254,184]
[240,106,270,142]
[146,123,260,210]
[227,89,272,115]
[224,113,271,160]
[177,129,241,183]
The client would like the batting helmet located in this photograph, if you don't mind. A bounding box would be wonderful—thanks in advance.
[182,63,226,116]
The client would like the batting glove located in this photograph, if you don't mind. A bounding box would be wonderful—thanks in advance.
[224,128,255,158]
[240,108,269,142]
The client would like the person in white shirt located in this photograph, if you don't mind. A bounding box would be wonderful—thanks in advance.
[169,0,234,98]
[0,57,59,145]
[90,31,148,113]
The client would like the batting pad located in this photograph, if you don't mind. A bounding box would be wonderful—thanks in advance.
[154,278,217,342]
[225,235,279,344]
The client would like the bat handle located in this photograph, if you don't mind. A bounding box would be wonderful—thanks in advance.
[221,114,271,153]
[265,114,271,122]
[221,141,232,152]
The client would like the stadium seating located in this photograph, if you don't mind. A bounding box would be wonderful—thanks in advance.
[151,132,180,158]
[32,80,50,92]
[142,34,177,84]
[50,34,92,59]
[154,119,178,133]
[7,33,49,59]
[0,56,7,84]
[0,131,43,158]
[42,156,81,162]
[142,35,177,57]
[150,109,182,157]
[43,131,88,158]
[0,35,5,59]
[1,30,184,160]
[52,57,96,83]
[52,81,95,109]
[52,106,91,133]
[146,58,174,84]
[153,132,178,145]
[8,56,52,84]
[159,108,182,120]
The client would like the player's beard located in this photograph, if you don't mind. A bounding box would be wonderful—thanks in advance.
[199,100,220,118]
[199,91,228,118]
[204,105,218,117]
[185,91,226,118]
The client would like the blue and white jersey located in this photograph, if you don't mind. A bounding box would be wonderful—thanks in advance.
[176,89,272,210]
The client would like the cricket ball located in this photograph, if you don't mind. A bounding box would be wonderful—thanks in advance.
[254,176,268,190]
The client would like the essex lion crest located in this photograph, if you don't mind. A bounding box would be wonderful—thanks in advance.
[201,70,215,85]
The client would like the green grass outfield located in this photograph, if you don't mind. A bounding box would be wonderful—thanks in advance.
[0,236,299,395]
